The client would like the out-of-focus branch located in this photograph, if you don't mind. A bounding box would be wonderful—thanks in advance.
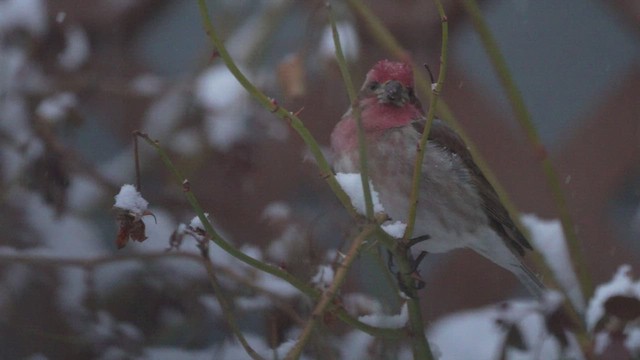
[0,246,402,339]
[404,0,449,246]
[327,1,374,219]
[195,0,358,219]
[345,0,527,243]
[134,131,402,339]
[345,0,557,302]
[459,0,592,306]
[284,223,376,360]
[198,243,265,360]
[135,131,311,294]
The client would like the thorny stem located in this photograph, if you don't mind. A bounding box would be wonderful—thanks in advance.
[194,1,418,343]
[398,1,451,359]
[191,0,410,338]
[342,0,594,355]
[403,0,449,248]
[327,2,435,357]
[374,227,434,360]
[326,0,406,335]
[132,131,403,340]
[355,213,433,359]
[133,133,141,191]
[133,132,306,289]
[284,224,376,360]
[459,0,592,308]
[195,0,358,219]
[194,2,438,356]
[346,0,574,316]
[344,0,536,264]
[372,244,405,303]
[327,1,374,219]
[199,246,265,360]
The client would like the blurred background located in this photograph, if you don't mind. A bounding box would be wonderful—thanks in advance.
[0,0,638,358]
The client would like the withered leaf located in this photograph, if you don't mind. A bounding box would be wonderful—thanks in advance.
[114,209,153,249]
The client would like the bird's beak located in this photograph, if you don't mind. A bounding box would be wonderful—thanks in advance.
[379,80,408,106]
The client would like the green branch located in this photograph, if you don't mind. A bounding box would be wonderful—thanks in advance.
[135,131,309,293]
[343,0,530,256]
[199,247,265,360]
[403,1,449,246]
[374,227,434,360]
[196,0,357,219]
[327,1,374,219]
[285,223,375,360]
[134,131,403,339]
[0,237,402,342]
[192,2,449,356]
[345,0,566,313]
[459,0,592,304]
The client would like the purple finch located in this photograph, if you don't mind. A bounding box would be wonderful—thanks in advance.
[331,60,544,297]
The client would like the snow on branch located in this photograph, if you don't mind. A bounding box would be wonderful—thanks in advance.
[335,172,384,215]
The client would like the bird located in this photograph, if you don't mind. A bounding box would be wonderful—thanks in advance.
[330,59,544,297]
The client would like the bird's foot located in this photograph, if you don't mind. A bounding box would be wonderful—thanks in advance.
[397,268,426,294]
[410,251,428,274]
[387,248,429,292]
[391,233,429,271]
[406,251,428,290]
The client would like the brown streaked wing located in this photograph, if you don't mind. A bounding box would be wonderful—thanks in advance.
[412,118,532,256]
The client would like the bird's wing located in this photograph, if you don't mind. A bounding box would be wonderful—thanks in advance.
[412,118,532,256]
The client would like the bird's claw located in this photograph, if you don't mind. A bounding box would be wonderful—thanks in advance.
[397,270,426,295]
[407,234,430,248]
[410,251,428,273]
[387,248,428,294]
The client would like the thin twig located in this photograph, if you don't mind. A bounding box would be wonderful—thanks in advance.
[284,224,376,360]
[199,246,265,360]
[133,131,309,291]
[327,0,374,219]
[133,132,141,191]
[343,0,534,257]
[327,1,408,341]
[458,1,594,354]
[403,0,449,246]
[189,2,463,348]
[459,0,592,306]
[371,245,404,304]
[0,250,202,268]
[136,129,323,292]
[330,2,442,357]
[195,0,358,219]
[132,131,402,338]
[345,0,564,315]
[0,247,402,339]
[377,228,434,360]
[215,265,307,326]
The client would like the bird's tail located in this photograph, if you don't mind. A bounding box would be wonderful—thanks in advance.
[511,262,546,299]
[470,236,546,298]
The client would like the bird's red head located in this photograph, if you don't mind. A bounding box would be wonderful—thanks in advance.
[366,60,414,88]
[330,60,422,151]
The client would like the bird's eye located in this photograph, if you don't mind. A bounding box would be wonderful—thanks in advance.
[368,82,379,91]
